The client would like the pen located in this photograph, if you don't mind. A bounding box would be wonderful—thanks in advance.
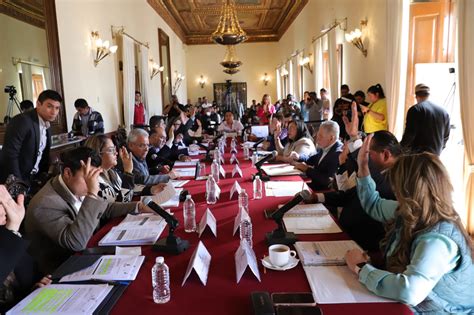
[90,279,130,286]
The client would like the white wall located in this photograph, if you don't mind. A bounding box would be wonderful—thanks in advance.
[276,0,387,97]
[185,42,279,106]
[56,0,187,133]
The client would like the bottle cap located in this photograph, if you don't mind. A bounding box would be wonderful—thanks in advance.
[186,194,192,199]
[255,175,260,179]
[155,256,164,264]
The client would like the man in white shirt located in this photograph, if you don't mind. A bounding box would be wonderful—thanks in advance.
[217,111,244,133]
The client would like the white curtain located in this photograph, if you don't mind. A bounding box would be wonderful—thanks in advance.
[327,31,339,102]
[458,0,474,234]
[287,59,293,97]
[276,67,282,101]
[42,67,50,90]
[291,54,300,101]
[313,39,324,92]
[139,46,151,123]
[122,36,135,131]
[21,63,33,102]
[385,0,410,137]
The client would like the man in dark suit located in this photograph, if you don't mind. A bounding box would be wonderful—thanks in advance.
[294,120,343,191]
[147,127,188,174]
[401,83,451,155]
[0,90,63,187]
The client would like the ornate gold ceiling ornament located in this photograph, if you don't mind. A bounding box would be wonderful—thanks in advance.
[211,0,247,45]
[223,68,240,75]
[220,45,242,69]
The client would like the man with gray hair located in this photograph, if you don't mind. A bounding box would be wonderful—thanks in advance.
[294,120,343,190]
[125,128,174,184]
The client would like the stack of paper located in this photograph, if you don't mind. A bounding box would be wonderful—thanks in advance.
[281,204,329,217]
[294,240,363,266]
[7,284,113,315]
[260,164,303,176]
[60,255,145,282]
[173,167,196,177]
[141,184,183,208]
[283,215,342,234]
[98,214,167,246]
[265,181,309,197]
[174,159,199,167]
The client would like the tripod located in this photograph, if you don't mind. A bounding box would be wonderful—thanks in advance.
[4,93,21,124]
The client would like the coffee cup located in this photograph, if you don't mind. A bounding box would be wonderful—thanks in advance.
[268,244,297,267]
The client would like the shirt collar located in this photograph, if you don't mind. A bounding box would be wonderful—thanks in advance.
[58,174,84,211]
[321,141,337,153]
[37,113,50,129]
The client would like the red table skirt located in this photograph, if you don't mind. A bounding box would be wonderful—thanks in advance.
[87,150,412,315]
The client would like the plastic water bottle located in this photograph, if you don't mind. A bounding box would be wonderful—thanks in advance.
[183,195,196,232]
[238,189,249,211]
[253,175,263,199]
[152,256,170,304]
[211,159,220,183]
[243,132,248,142]
[206,175,217,204]
[243,146,250,160]
[239,218,253,248]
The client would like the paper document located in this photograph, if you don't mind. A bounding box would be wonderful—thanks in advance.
[280,204,329,217]
[174,159,199,167]
[59,255,145,282]
[99,223,166,246]
[115,246,142,256]
[295,241,363,266]
[304,266,393,304]
[7,284,113,315]
[116,214,165,228]
[283,215,342,234]
[174,167,196,177]
[171,180,190,188]
[265,181,309,197]
[251,125,269,138]
[261,164,303,176]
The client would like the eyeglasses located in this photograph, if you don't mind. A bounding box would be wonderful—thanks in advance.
[100,147,117,155]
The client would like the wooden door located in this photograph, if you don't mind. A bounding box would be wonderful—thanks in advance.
[405,0,454,110]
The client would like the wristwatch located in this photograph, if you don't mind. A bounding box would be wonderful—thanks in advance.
[355,262,367,274]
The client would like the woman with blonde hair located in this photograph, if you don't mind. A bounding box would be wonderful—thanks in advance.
[257,94,275,125]
[346,135,474,313]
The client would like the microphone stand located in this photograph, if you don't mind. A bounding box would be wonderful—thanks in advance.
[153,218,189,254]
[253,165,270,182]
[265,205,298,246]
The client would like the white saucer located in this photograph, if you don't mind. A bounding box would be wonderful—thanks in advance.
[261,256,299,271]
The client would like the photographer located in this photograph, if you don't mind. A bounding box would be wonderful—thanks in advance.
[0,185,52,313]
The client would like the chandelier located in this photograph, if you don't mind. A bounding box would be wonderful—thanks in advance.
[211,0,247,45]
[220,46,242,69]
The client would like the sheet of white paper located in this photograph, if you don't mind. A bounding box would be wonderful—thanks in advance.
[230,153,239,164]
[116,214,165,229]
[304,266,393,304]
[280,204,329,217]
[115,246,142,256]
[7,284,113,315]
[283,215,342,234]
[174,159,199,167]
[198,208,217,237]
[251,125,269,138]
[181,241,212,286]
[260,164,303,176]
[232,164,243,178]
[229,181,242,199]
[146,188,183,208]
[171,180,190,188]
[294,241,362,266]
[235,242,261,283]
[233,207,249,236]
[219,165,226,178]
[60,255,145,282]
[265,181,309,197]
[99,222,166,246]
[174,167,196,177]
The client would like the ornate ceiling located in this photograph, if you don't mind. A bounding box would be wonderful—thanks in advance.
[0,0,44,28]
[147,0,308,45]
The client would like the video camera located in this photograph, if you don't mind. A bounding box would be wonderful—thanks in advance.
[4,85,17,96]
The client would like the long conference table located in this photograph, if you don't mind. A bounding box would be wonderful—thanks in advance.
[87,145,413,315]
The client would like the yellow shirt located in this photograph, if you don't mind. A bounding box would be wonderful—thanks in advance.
[363,98,388,133]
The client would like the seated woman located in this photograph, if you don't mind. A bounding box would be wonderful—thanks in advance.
[84,135,165,202]
[0,185,51,313]
[274,120,316,163]
[217,111,244,133]
[262,113,288,151]
[360,84,388,133]
[346,136,474,313]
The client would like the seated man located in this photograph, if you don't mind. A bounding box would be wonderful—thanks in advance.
[71,98,104,136]
[218,111,244,133]
[200,103,220,135]
[294,120,343,190]
[147,127,191,174]
[0,185,51,313]
[25,147,151,273]
[125,128,174,185]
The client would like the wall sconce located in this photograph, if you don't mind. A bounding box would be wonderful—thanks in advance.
[262,73,270,85]
[299,55,312,73]
[198,75,206,88]
[91,31,118,67]
[345,19,368,57]
[150,59,164,80]
[172,71,185,94]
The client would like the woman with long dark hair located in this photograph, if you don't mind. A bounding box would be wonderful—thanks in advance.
[346,135,474,313]
[274,120,316,162]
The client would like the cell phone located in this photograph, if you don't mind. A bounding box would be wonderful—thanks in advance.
[271,293,316,306]
[275,305,323,315]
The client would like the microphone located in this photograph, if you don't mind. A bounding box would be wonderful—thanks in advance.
[142,197,178,229]
[142,197,189,254]
[255,151,277,169]
[253,138,265,149]
[271,190,312,221]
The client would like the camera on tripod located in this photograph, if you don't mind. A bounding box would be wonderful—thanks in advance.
[4,85,17,96]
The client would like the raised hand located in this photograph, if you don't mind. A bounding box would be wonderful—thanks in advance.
[342,101,359,138]
[0,185,25,232]
[119,146,133,173]
[81,158,103,197]
[357,134,373,178]
[339,141,350,165]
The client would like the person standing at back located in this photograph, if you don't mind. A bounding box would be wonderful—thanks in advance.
[71,98,104,137]
[360,84,388,134]
[134,91,146,126]
[400,83,450,155]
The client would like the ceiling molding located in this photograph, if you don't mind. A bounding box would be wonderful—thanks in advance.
[147,0,308,45]
[0,0,45,28]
